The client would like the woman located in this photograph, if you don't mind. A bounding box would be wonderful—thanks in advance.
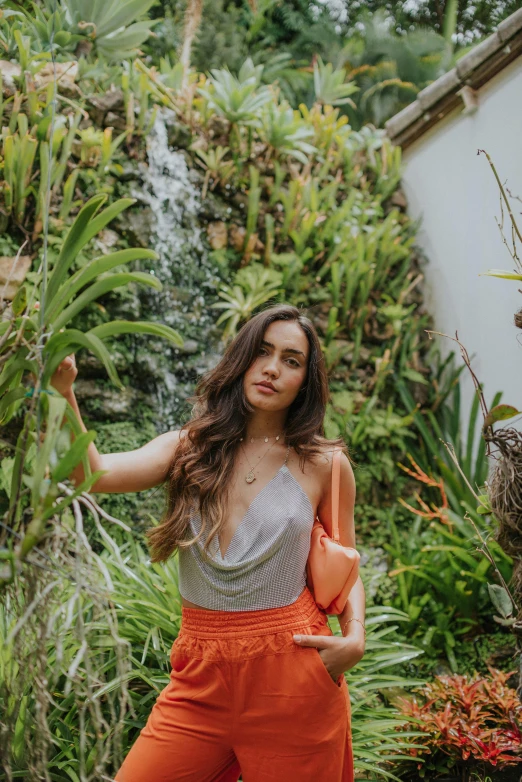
[54,303,366,782]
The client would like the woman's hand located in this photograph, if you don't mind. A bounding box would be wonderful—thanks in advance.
[293,632,364,682]
[50,353,78,397]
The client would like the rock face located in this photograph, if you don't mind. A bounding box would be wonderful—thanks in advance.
[0,255,32,300]
[0,60,21,94]
[207,221,227,250]
[34,61,79,94]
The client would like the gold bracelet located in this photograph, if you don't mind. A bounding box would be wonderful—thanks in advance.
[341,617,366,640]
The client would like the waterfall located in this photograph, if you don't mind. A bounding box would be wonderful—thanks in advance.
[131,108,224,430]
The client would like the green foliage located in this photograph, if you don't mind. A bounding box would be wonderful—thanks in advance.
[394,667,522,777]
[211,263,283,341]
[188,0,250,74]
[394,357,500,512]
[193,144,234,197]
[326,392,417,493]
[254,50,312,107]
[336,10,453,128]
[313,56,359,108]
[383,400,512,674]
[25,3,80,53]
[0,195,183,581]
[198,58,273,131]
[249,0,341,61]
[383,511,510,672]
[0,69,135,238]
[39,0,159,60]
[260,101,316,164]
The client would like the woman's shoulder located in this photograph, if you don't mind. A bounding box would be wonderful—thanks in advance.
[304,440,345,471]
[305,440,355,502]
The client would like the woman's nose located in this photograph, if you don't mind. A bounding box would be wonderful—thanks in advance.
[263,356,280,375]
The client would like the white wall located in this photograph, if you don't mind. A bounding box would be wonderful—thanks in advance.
[401,58,522,444]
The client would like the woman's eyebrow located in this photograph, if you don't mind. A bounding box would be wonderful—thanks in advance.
[261,339,306,358]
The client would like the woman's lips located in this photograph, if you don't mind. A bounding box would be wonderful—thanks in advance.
[255,383,277,394]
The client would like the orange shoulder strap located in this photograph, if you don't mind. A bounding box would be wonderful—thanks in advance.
[331,448,341,542]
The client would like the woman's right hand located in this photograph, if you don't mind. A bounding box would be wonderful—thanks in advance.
[50,353,78,397]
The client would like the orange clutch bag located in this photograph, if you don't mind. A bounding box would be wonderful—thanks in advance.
[306,447,360,614]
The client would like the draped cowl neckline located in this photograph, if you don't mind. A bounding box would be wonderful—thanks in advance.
[178,463,315,611]
[188,465,314,563]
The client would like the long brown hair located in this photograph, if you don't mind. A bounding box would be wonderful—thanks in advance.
[145,303,347,562]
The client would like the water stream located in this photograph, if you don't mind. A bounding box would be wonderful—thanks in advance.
[132,109,224,430]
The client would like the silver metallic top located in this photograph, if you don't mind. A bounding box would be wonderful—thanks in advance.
[177,451,315,611]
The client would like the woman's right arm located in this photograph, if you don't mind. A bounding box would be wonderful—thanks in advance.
[52,355,182,494]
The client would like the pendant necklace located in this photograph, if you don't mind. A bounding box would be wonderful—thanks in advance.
[239,434,284,484]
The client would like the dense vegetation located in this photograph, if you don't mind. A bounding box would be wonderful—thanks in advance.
[0,1,519,780]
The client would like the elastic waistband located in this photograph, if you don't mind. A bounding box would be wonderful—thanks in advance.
[180,585,325,638]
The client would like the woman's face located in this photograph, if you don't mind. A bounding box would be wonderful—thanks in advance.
[243,320,310,411]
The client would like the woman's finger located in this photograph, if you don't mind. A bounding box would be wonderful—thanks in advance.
[60,355,76,370]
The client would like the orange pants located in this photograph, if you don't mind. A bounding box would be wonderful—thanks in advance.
[115,584,354,781]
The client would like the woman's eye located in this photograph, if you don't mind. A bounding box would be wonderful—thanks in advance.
[258,348,299,367]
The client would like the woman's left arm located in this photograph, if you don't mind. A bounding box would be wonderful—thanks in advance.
[332,452,366,666]
[293,450,366,677]
[337,576,366,663]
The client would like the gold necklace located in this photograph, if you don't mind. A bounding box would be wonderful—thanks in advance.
[240,438,281,484]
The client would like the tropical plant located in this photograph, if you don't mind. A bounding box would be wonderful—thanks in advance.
[158,53,197,91]
[387,448,512,669]
[38,0,159,61]
[24,4,79,54]
[335,603,428,780]
[394,355,501,512]
[210,263,283,341]
[394,666,522,778]
[0,194,184,579]
[312,56,359,108]
[0,3,27,59]
[197,57,273,144]
[336,10,453,128]
[260,101,316,164]
[192,144,234,198]
[254,51,312,107]
[0,73,131,237]
[244,0,341,62]
[0,497,136,779]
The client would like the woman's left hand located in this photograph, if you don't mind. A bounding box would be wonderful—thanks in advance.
[292,632,364,683]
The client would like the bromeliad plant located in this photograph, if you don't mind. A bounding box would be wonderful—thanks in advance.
[210,262,283,342]
[0,194,184,585]
[197,58,273,154]
[393,667,522,778]
[0,79,131,238]
[260,102,317,165]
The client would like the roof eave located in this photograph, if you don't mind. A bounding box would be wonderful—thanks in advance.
[384,8,522,150]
